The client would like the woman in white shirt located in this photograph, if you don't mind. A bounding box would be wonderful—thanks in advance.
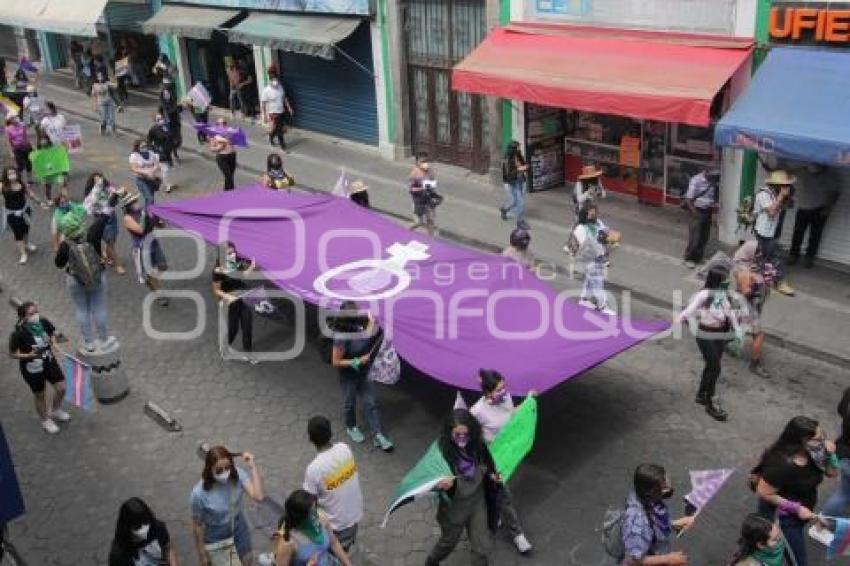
[674,266,741,422]
[572,203,615,315]
[469,369,533,555]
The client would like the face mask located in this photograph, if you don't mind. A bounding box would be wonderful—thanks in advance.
[214,470,231,484]
[489,391,507,405]
[753,537,785,566]
[452,432,470,449]
[271,79,279,87]
[94,178,103,188]
[661,487,675,499]
[807,438,828,471]
[27,314,40,325]
[719,281,730,291]
[8,172,17,181]
[132,524,150,540]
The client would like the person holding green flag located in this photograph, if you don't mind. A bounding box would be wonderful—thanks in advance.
[426,408,499,566]
[470,369,533,555]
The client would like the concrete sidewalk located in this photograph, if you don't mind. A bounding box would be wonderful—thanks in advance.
[41,69,850,367]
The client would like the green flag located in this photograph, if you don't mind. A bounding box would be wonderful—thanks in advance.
[382,441,452,527]
[490,396,538,482]
[30,145,70,182]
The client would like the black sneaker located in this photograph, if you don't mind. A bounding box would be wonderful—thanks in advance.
[786,254,799,266]
[694,392,709,406]
[705,398,728,421]
[500,207,507,220]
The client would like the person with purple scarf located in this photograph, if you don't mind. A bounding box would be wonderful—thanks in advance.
[620,464,694,565]
[426,409,498,566]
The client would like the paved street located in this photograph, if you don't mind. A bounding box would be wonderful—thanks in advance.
[1,80,848,566]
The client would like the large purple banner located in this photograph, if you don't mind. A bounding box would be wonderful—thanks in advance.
[152,186,667,394]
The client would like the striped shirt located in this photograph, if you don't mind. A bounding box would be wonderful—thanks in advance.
[753,187,780,238]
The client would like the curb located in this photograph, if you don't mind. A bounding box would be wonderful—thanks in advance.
[55,103,850,371]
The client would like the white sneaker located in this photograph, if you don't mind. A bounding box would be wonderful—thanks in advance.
[513,533,532,554]
[41,418,60,434]
[49,409,71,422]
[164,185,173,193]
[19,253,28,265]
[79,341,97,355]
[26,243,37,252]
[98,336,118,350]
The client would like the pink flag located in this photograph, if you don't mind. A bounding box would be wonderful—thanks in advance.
[683,469,734,511]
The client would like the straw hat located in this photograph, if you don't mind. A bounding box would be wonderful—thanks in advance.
[117,187,140,208]
[765,170,795,186]
[578,165,603,180]
[349,180,368,194]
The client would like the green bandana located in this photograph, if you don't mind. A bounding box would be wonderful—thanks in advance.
[26,321,46,338]
[298,513,324,545]
[751,538,785,566]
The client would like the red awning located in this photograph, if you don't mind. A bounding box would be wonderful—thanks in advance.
[452,23,753,126]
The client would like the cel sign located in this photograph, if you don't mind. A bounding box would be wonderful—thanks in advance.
[769,3,850,44]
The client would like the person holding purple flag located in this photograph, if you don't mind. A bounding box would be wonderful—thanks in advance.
[209,118,237,191]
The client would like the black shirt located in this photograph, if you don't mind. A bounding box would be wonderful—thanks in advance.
[9,317,56,375]
[108,519,171,566]
[212,260,249,294]
[760,451,824,510]
[838,414,850,460]
[2,184,27,210]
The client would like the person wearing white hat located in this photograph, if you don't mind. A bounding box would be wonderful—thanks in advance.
[753,170,795,296]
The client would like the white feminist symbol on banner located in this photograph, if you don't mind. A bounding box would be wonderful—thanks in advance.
[313,241,431,301]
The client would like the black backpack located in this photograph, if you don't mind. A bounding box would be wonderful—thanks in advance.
[67,239,104,289]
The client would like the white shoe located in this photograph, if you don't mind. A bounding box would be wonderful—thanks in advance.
[41,418,60,434]
[19,253,28,264]
[26,243,37,252]
[49,409,71,422]
[578,299,595,309]
[598,306,616,316]
[98,336,118,351]
[79,341,97,355]
[513,533,532,554]
[164,185,173,193]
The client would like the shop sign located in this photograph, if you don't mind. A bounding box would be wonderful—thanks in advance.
[530,0,738,36]
[168,0,369,16]
[769,2,850,45]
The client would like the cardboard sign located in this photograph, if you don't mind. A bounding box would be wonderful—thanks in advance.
[115,57,130,78]
[187,82,211,111]
[62,125,84,154]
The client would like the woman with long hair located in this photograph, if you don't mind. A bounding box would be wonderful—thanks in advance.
[572,202,615,315]
[729,514,784,566]
[821,387,850,518]
[498,140,529,229]
[426,408,499,566]
[2,165,40,264]
[273,489,352,566]
[209,118,237,191]
[190,445,264,566]
[83,171,125,274]
[261,152,295,192]
[674,265,741,421]
[8,301,69,434]
[109,497,178,566]
[621,464,693,565]
[754,416,839,566]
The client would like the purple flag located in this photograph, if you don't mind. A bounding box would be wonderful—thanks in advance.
[18,57,37,74]
[151,187,667,395]
[194,123,248,147]
[683,469,734,511]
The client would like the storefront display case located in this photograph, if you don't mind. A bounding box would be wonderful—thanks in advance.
[525,104,566,192]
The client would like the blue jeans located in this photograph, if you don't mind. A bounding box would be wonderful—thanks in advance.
[135,177,156,205]
[821,458,850,517]
[339,373,382,435]
[502,180,526,224]
[65,272,108,344]
[98,100,116,131]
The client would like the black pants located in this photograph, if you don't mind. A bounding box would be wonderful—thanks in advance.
[695,334,725,399]
[216,152,237,191]
[268,113,286,148]
[227,299,253,352]
[756,234,783,281]
[684,208,712,262]
[790,207,828,259]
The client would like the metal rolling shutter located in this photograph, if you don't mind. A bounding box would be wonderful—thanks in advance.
[104,2,154,33]
[279,20,377,146]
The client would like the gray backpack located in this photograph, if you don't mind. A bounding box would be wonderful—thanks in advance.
[67,239,104,289]
[601,506,626,561]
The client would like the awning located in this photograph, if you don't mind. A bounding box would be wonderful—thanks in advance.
[715,48,850,167]
[227,13,360,60]
[142,5,239,40]
[452,23,753,127]
[0,0,108,37]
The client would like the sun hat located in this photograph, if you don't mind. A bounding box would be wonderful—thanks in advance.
[765,170,796,186]
[349,180,368,194]
[578,165,603,180]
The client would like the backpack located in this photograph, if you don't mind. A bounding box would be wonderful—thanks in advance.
[67,239,104,289]
[601,506,626,561]
[502,157,518,183]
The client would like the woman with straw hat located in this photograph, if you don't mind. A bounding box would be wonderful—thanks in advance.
[574,164,606,216]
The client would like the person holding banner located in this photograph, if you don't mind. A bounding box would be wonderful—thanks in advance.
[209,118,237,191]
[8,301,70,434]
[469,370,533,555]
[2,165,40,264]
[211,241,256,360]
[120,188,169,307]
[426,408,498,566]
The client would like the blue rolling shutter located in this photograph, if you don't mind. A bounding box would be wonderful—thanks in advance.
[279,20,377,146]
[104,2,154,33]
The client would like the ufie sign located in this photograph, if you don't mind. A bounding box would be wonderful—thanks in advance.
[769,3,850,44]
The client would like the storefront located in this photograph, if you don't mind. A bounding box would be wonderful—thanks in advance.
[452,23,752,206]
[715,2,850,266]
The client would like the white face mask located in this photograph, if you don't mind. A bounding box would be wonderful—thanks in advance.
[214,470,231,484]
[27,313,40,324]
[271,79,279,87]
[132,524,150,540]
